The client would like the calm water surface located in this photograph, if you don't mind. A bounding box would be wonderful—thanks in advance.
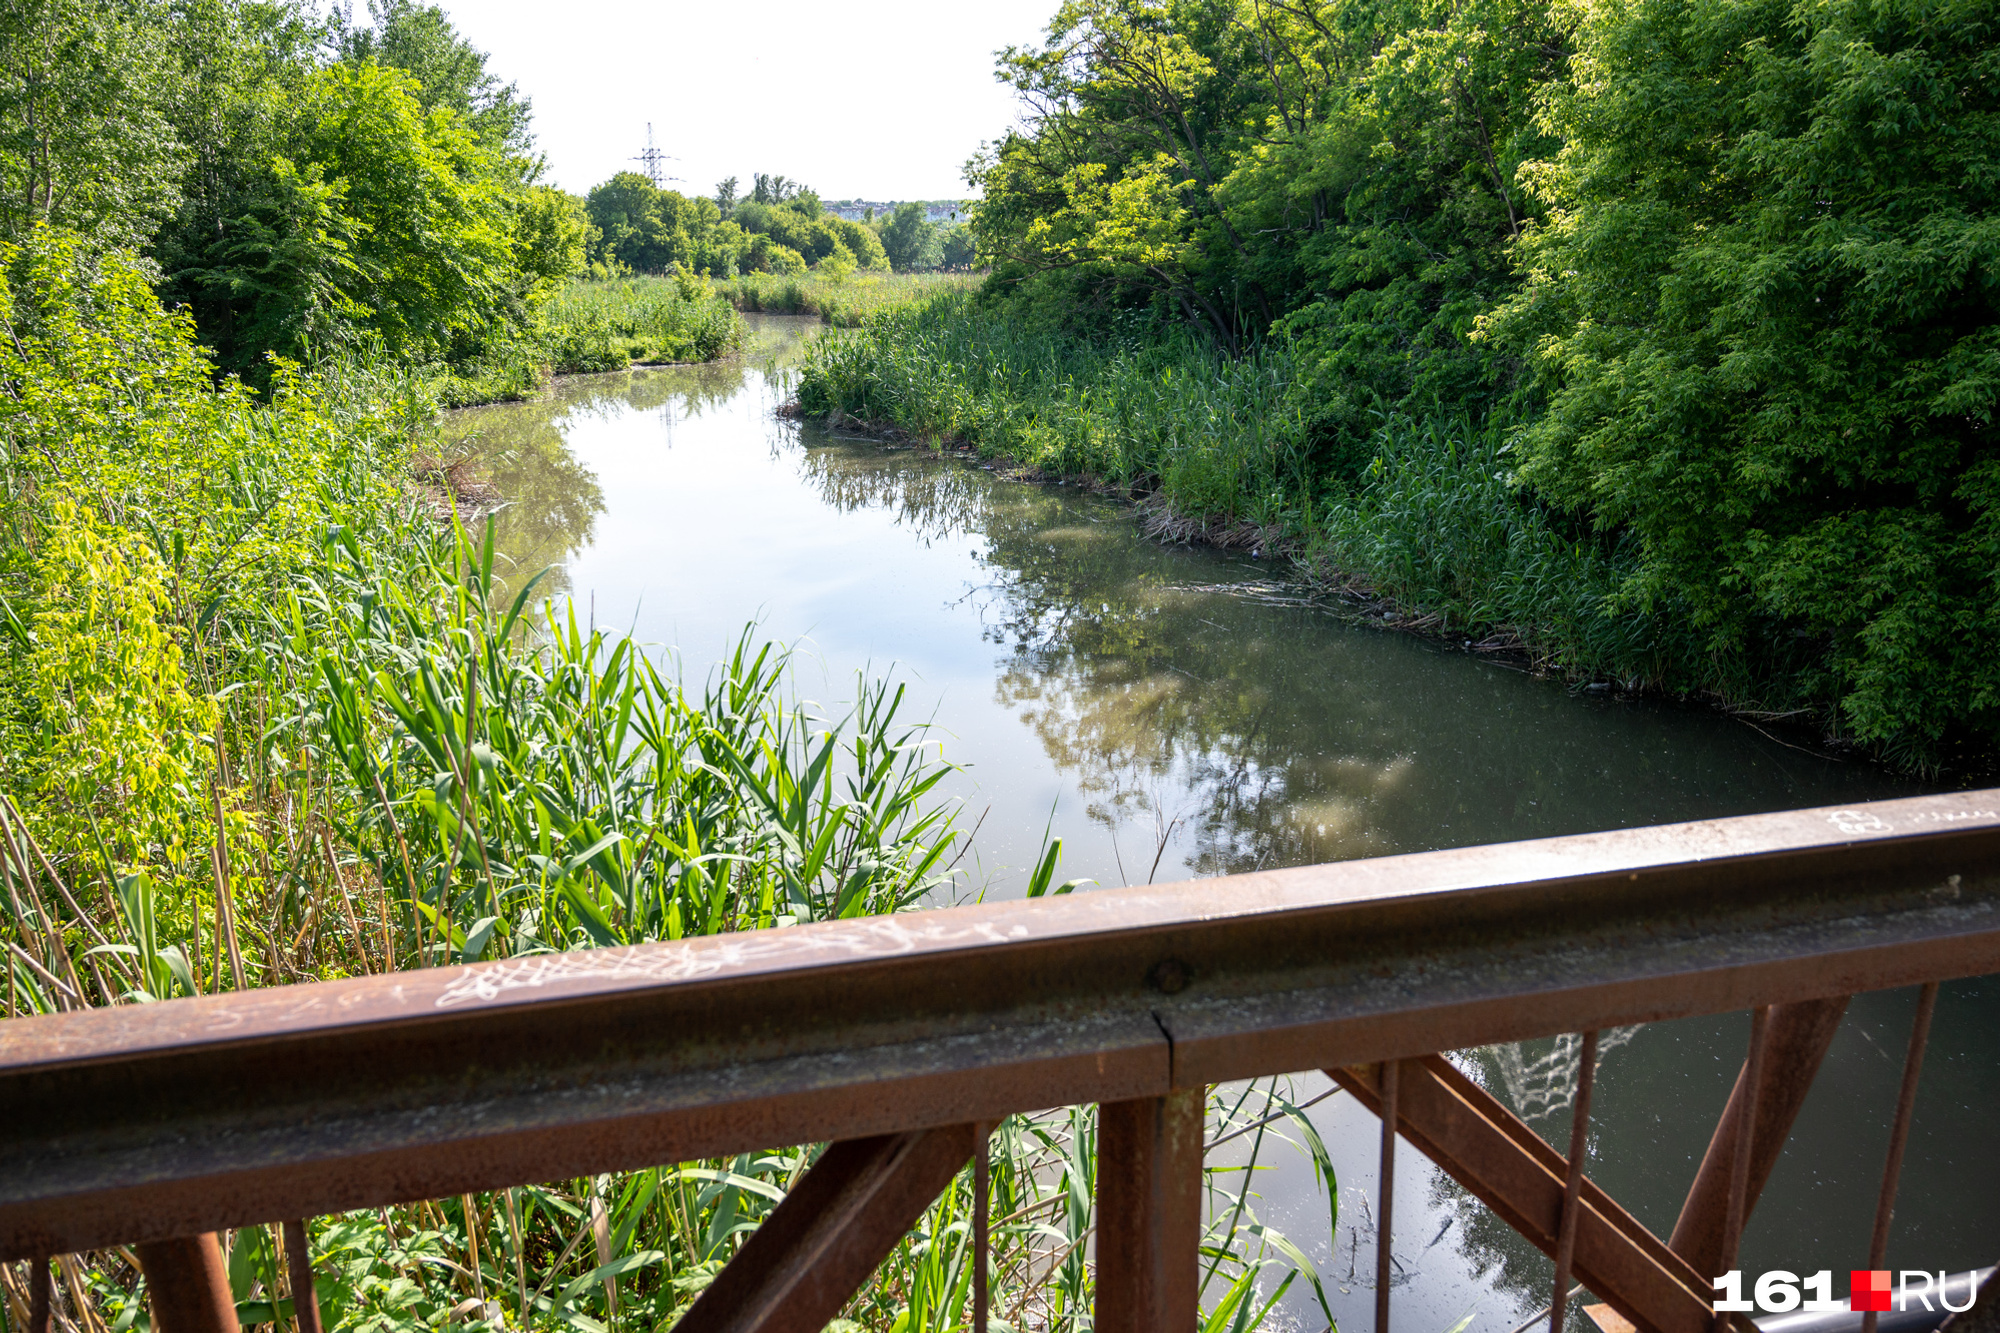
[445,315,1995,1333]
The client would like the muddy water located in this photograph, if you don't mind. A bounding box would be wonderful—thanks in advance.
[444,315,1994,1333]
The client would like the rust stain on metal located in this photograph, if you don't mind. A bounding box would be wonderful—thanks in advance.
[672,1126,976,1333]
[1097,1091,1203,1333]
[1334,1058,1713,1333]
[1,790,1997,1262]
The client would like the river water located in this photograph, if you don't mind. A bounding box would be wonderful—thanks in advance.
[444,315,1995,1333]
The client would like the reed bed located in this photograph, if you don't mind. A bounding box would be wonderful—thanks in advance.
[0,231,1337,1333]
[431,276,746,407]
[718,271,980,328]
[795,290,1706,692]
[536,276,745,370]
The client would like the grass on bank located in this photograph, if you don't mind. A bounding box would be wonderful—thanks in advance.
[795,289,1707,697]
[0,230,1336,1333]
[435,273,747,406]
[717,270,981,328]
[430,271,973,408]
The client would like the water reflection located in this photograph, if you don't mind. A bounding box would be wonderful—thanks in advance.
[783,413,1919,877]
[444,320,813,601]
[442,316,1992,1333]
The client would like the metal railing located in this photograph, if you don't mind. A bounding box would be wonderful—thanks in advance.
[5,790,1999,1333]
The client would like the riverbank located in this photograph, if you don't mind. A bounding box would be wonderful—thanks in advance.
[431,274,747,406]
[792,292,1983,773]
[717,269,979,327]
[431,272,973,410]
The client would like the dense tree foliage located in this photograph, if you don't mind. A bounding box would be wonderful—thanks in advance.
[0,0,585,378]
[859,0,1997,757]
[973,0,1567,464]
[0,0,185,249]
[1488,0,1998,750]
[880,201,981,273]
[586,170,888,278]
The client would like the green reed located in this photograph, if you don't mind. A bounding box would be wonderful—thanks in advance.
[534,276,744,374]
[794,289,1709,693]
[718,271,980,328]
[1,236,1339,1333]
[424,276,747,407]
[305,520,966,965]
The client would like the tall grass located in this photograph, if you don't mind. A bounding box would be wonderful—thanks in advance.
[537,276,745,370]
[2,515,1343,1332]
[306,523,966,966]
[433,276,746,406]
[796,293,1311,520]
[1,233,1338,1333]
[718,270,980,328]
[1306,413,1687,682]
[796,290,1706,689]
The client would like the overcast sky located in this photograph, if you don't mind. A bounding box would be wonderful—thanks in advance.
[442,0,1056,202]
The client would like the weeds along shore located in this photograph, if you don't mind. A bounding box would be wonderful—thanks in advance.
[0,230,1335,1333]
[430,271,978,410]
[789,291,1895,761]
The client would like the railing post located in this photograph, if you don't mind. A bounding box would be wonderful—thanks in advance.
[1862,982,1940,1333]
[1669,997,1849,1277]
[29,1255,51,1333]
[133,1234,240,1333]
[1377,1060,1400,1333]
[281,1220,321,1333]
[1712,1008,1771,1333]
[1551,1031,1601,1333]
[1097,1090,1203,1333]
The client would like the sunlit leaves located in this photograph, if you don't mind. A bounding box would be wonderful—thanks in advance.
[1488,0,2000,750]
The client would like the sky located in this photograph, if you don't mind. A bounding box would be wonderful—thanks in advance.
[442,0,1058,202]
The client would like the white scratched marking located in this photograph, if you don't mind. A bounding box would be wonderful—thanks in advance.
[433,917,1031,1009]
[1828,810,1892,835]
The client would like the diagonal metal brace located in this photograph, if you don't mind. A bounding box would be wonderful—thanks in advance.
[673,1123,978,1333]
[1669,997,1849,1277]
[1333,1058,1714,1333]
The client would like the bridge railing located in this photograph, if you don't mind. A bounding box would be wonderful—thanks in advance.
[5,791,1998,1333]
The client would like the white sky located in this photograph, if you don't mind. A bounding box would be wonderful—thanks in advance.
[443,0,1057,202]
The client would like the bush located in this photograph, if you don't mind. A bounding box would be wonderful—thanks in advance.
[1484,0,2000,752]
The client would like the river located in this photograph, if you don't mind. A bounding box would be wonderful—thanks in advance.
[443,314,1995,1333]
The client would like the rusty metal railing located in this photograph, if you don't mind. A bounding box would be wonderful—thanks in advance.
[5,791,1999,1333]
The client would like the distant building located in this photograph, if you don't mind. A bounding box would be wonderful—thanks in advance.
[824,200,973,225]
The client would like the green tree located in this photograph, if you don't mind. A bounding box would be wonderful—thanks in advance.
[836,217,888,270]
[970,0,1566,433]
[750,172,805,204]
[512,184,588,288]
[176,59,517,369]
[151,0,322,361]
[585,171,736,276]
[880,201,940,272]
[0,0,185,249]
[939,225,976,271]
[1486,0,2000,751]
[333,0,534,156]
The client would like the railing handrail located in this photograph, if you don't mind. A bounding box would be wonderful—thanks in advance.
[5,790,1999,1262]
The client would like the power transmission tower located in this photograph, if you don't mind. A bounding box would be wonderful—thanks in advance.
[632,123,679,188]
